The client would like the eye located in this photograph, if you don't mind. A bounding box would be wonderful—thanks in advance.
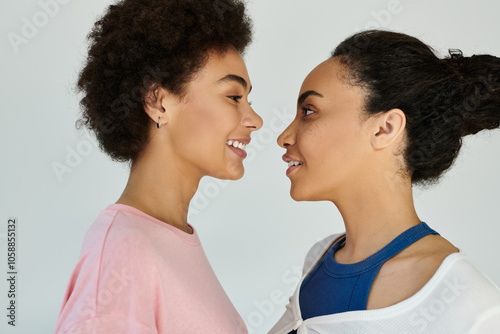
[301,106,315,117]
[228,95,243,103]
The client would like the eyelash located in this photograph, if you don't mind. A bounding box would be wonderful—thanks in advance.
[228,95,243,103]
[229,96,253,106]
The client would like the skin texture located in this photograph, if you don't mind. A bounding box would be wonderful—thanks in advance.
[116,48,262,233]
[278,57,458,309]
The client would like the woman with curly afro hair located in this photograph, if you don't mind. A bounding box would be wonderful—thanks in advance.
[56,0,261,333]
[270,30,500,333]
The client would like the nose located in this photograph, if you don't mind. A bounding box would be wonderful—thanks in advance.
[242,105,263,131]
[277,120,296,148]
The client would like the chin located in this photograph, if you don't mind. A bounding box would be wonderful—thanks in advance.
[289,185,307,201]
[211,166,244,180]
[289,183,322,202]
[227,162,245,180]
[223,172,244,180]
[230,168,244,180]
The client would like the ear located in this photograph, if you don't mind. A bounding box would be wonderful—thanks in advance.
[143,85,172,127]
[371,108,406,150]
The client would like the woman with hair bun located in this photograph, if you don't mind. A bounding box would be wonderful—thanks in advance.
[270,30,500,333]
[56,0,261,333]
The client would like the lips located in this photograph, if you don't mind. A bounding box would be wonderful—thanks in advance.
[226,138,250,159]
[282,154,303,176]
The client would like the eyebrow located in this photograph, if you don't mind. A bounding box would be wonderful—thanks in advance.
[297,90,324,106]
[218,74,252,93]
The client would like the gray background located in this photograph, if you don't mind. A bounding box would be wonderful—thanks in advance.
[1,0,499,333]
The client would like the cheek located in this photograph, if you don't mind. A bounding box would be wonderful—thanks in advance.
[298,123,335,163]
[299,122,360,172]
[194,95,240,129]
[177,98,240,157]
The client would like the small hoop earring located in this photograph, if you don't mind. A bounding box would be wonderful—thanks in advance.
[157,117,161,129]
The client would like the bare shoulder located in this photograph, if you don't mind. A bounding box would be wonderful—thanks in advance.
[366,235,459,310]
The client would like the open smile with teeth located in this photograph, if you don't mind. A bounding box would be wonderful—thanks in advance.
[287,160,303,167]
[226,140,247,151]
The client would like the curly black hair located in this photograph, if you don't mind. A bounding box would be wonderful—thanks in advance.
[76,0,253,163]
[332,30,500,185]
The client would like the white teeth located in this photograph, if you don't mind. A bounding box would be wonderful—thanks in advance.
[287,161,303,167]
[226,140,247,151]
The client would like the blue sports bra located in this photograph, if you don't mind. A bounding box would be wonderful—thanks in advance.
[289,222,439,334]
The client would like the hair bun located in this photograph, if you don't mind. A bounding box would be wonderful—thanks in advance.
[443,51,500,136]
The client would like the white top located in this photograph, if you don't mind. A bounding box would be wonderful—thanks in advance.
[268,234,500,334]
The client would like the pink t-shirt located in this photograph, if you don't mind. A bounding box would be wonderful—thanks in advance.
[56,204,247,334]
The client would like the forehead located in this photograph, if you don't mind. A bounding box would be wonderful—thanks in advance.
[197,48,250,85]
[299,58,344,94]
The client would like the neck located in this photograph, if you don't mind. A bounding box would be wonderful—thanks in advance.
[333,174,421,263]
[116,147,201,234]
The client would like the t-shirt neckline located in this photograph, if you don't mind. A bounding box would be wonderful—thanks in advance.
[105,203,200,246]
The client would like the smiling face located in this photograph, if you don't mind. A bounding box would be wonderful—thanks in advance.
[278,57,376,201]
[156,47,263,180]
